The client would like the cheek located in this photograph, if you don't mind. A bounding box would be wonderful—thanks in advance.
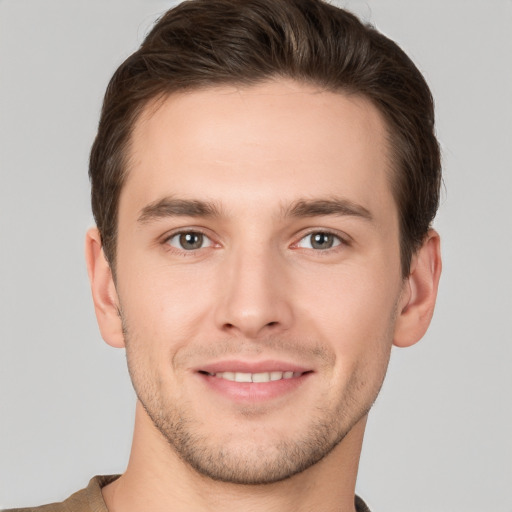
[117,260,220,370]
[292,262,400,397]
[295,263,400,343]
[119,255,211,317]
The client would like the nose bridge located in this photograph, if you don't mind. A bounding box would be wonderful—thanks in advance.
[215,236,292,338]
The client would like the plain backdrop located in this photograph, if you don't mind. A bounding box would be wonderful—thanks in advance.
[1,1,511,510]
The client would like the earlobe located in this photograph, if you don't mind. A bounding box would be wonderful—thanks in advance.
[85,228,125,348]
[393,229,442,348]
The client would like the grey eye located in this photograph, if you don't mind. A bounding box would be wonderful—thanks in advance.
[168,232,211,250]
[297,232,341,250]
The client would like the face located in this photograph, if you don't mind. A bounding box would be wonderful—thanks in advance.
[114,80,406,484]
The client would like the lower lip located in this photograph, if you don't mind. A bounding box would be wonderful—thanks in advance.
[198,373,311,402]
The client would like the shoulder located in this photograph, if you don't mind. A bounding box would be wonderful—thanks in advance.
[355,494,372,512]
[2,475,120,512]
[2,505,65,512]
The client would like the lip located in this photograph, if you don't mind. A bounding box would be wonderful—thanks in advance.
[197,359,311,374]
[194,360,313,402]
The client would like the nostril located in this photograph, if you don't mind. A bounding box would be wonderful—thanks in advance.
[220,317,285,338]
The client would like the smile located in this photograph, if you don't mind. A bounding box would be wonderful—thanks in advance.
[203,371,304,382]
[195,361,313,402]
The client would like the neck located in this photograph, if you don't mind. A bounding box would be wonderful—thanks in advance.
[102,402,365,512]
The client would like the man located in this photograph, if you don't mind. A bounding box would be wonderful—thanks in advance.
[5,0,441,510]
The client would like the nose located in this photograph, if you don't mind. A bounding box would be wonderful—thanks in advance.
[214,244,294,339]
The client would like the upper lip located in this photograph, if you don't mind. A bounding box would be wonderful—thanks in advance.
[196,360,312,374]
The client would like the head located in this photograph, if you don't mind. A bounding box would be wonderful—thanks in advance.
[89,0,440,279]
[86,0,442,487]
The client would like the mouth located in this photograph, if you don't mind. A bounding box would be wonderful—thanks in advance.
[199,370,306,382]
[195,362,313,402]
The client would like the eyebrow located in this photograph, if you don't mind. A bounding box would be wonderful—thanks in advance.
[137,197,222,223]
[285,198,373,221]
[137,196,373,224]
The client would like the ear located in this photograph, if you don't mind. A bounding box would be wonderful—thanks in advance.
[85,227,125,348]
[393,229,442,348]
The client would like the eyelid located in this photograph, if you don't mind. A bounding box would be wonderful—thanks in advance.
[291,228,351,250]
[161,227,219,252]
[168,232,212,249]
[158,226,350,253]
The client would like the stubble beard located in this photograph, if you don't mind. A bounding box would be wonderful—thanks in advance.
[122,321,392,485]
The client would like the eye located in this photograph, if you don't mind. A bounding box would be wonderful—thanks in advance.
[167,231,212,250]
[296,232,342,250]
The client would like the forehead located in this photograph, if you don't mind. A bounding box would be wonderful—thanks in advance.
[122,79,395,222]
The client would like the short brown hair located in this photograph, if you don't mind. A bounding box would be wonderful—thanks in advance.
[89,0,441,277]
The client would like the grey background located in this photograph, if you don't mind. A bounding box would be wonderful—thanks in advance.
[1,1,511,510]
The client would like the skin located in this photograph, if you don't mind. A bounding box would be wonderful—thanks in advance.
[86,79,441,512]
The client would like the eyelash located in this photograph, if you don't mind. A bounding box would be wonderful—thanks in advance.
[292,229,350,252]
[163,229,216,256]
[161,228,350,255]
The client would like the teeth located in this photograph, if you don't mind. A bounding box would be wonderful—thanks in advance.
[252,372,271,383]
[212,371,302,382]
[235,372,252,383]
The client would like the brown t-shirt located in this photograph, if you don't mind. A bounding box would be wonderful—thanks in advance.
[3,475,372,512]
[1,476,116,512]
